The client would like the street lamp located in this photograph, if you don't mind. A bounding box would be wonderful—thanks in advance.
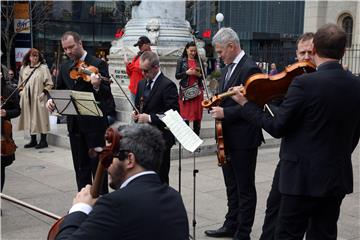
[216,13,224,30]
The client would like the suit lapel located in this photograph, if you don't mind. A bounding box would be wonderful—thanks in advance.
[144,73,162,106]
[223,56,246,90]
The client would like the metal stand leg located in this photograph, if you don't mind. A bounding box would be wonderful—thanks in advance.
[189,149,199,240]
[178,141,182,194]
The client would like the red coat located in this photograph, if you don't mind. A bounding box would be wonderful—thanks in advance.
[126,55,143,95]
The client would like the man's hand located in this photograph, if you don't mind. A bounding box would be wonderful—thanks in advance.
[73,185,98,207]
[210,106,224,119]
[131,111,139,121]
[231,86,248,106]
[46,99,55,112]
[0,109,7,117]
[137,113,150,123]
[90,73,101,90]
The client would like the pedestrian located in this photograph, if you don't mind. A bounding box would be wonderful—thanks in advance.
[204,27,264,239]
[131,51,179,184]
[54,124,189,240]
[17,48,53,149]
[125,36,152,104]
[175,41,204,136]
[7,69,18,87]
[231,23,360,240]
[1,70,21,191]
[46,31,114,194]
[269,63,278,76]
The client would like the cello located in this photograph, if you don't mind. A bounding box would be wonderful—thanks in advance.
[47,127,121,240]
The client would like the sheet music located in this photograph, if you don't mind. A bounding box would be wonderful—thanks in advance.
[70,91,103,117]
[161,109,203,152]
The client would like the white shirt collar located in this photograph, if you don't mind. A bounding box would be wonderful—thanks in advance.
[80,51,87,61]
[233,50,245,65]
[120,171,156,189]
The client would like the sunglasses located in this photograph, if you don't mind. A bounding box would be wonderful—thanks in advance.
[113,149,131,160]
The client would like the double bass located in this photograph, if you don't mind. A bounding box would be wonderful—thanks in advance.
[202,60,316,166]
[47,127,121,240]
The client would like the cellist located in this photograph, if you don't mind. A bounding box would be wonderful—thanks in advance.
[204,27,264,239]
[1,68,20,191]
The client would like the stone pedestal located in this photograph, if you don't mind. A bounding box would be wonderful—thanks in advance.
[107,0,193,116]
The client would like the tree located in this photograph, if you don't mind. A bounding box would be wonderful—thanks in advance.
[1,1,51,69]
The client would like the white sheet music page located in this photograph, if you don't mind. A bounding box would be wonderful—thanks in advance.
[161,109,203,152]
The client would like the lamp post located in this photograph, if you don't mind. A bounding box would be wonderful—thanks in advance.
[216,13,224,30]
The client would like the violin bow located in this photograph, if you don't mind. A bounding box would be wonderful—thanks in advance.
[191,31,211,100]
[110,74,140,114]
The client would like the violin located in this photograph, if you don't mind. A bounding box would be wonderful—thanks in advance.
[69,61,111,83]
[47,127,121,240]
[202,60,316,108]
[215,120,226,166]
[1,96,17,156]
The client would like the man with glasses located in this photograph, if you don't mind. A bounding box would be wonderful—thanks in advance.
[55,124,189,240]
[7,69,18,87]
[131,51,179,184]
[125,36,152,104]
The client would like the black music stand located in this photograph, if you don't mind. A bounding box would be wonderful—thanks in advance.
[49,90,103,117]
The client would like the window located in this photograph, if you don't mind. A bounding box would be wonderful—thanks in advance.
[340,14,353,47]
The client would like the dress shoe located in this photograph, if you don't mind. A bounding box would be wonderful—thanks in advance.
[35,141,48,149]
[204,226,236,238]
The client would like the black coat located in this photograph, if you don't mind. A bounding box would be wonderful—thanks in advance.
[175,57,204,88]
[135,73,179,147]
[219,54,264,150]
[1,81,21,165]
[240,61,360,196]
[56,54,114,146]
[56,174,189,240]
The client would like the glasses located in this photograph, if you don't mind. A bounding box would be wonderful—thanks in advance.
[113,149,131,160]
[8,73,14,76]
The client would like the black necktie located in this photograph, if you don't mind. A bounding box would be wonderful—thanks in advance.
[143,80,153,99]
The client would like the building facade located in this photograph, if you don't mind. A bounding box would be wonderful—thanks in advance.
[193,1,305,71]
[304,1,359,75]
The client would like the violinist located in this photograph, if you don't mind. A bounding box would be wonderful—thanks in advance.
[259,32,315,240]
[1,70,21,191]
[54,124,189,240]
[204,28,264,239]
[231,23,360,240]
[46,31,115,194]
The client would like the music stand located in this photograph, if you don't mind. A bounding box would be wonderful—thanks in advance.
[49,90,103,117]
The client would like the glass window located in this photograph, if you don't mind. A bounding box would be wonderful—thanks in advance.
[342,15,353,47]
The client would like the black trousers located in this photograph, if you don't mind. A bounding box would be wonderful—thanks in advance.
[69,133,108,194]
[222,148,258,240]
[275,194,344,240]
[260,163,281,240]
[158,146,172,184]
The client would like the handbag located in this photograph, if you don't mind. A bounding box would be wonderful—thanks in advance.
[181,83,201,101]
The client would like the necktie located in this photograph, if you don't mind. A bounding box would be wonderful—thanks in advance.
[143,80,153,99]
[225,63,235,84]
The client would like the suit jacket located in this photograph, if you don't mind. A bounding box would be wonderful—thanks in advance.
[219,54,263,150]
[135,73,179,147]
[56,54,113,146]
[56,174,189,240]
[240,61,360,197]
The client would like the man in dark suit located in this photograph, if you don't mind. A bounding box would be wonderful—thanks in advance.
[55,124,189,240]
[47,31,115,194]
[131,51,179,184]
[231,23,360,239]
[204,27,263,240]
[259,32,315,240]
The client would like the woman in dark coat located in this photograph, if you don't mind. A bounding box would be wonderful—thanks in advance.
[175,41,204,135]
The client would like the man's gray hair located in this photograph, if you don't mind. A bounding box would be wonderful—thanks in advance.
[140,51,160,67]
[212,27,240,47]
[118,124,165,172]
